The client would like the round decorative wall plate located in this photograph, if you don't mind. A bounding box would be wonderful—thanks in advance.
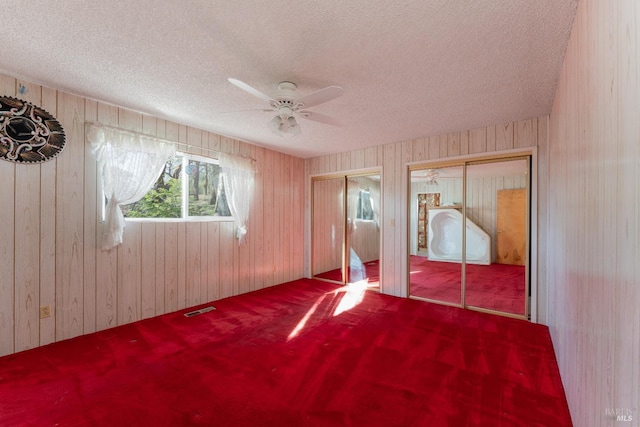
[0,96,65,163]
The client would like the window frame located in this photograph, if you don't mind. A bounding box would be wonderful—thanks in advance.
[102,151,235,223]
[355,189,375,222]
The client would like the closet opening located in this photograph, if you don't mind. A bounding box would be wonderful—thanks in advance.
[408,155,531,319]
[311,172,381,291]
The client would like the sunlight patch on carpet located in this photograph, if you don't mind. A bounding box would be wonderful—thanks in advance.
[333,281,367,317]
[287,294,326,341]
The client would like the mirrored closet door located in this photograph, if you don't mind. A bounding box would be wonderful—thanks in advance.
[312,173,381,288]
[408,156,530,319]
[312,177,345,282]
[409,165,463,305]
[464,158,529,316]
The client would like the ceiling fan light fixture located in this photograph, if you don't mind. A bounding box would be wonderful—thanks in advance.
[270,111,301,137]
[270,115,284,136]
[287,116,301,136]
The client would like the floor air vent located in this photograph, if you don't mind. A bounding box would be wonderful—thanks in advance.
[184,306,216,317]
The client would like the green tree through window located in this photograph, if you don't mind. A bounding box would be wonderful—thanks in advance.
[120,154,231,219]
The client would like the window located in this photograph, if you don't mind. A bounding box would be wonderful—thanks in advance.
[120,153,232,220]
[356,190,374,220]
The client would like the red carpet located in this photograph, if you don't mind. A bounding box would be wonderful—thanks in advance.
[316,257,525,316]
[0,279,571,426]
[410,256,526,316]
[315,260,380,285]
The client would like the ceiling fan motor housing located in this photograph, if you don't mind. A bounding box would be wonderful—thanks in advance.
[274,81,298,101]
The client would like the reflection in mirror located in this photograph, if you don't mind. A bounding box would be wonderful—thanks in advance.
[465,159,528,316]
[346,175,380,288]
[312,178,344,281]
[409,166,463,304]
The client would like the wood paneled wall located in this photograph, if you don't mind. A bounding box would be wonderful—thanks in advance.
[546,0,640,425]
[0,74,304,356]
[305,118,544,298]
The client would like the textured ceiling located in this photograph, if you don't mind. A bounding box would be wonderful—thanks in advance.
[0,1,577,159]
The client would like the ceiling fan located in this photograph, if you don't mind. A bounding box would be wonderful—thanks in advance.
[424,169,440,185]
[227,78,344,136]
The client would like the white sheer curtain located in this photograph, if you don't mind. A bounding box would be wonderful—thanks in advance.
[347,179,360,236]
[220,153,255,244]
[88,124,176,251]
[369,183,381,230]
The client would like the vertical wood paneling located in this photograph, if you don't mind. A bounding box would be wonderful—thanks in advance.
[437,135,447,158]
[140,223,156,319]
[237,143,252,293]
[460,130,469,155]
[293,157,305,279]
[164,223,179,312]
[116,110,143,324]
[282,152,292,283]
[327,153,337,173]
[176,125,188,309]
[339,151,350,171]
[364,146,379,168]
[0,75,16,356]
[447,133,461,157]
[55,92,85,341]
[14,82,41,351]
[486,126,496,152]
[468,127,487,154]
[117,222,141,324]
[427,135,440,159]
[140,115,159,319]
[351,149,364,170]
[200,222,210,300]
[535,116,549,324]
[546,0,640,425]
[397,141,411,296]
[274,152,285,286]
[495,122,514,151]
[514,118,536,148]
[82,99,97,335]
[262,149,275,287]
[176,222,186,309]
[381,143,396,295]
[154,223,165,315]
[39,85,57,346]
[615,0,639,413]
[253,146,265,289]
[206,222,220,301]
[219,222,235,298]
[95,102,119,331]
[412,138,427,162]
[185,223,202,307]
[163,122,180,312]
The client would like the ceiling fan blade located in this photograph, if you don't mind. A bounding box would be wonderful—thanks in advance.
[295,86,344,109]
[218,108,273,115]
[298,110,343,127]
[228,78,273,103]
